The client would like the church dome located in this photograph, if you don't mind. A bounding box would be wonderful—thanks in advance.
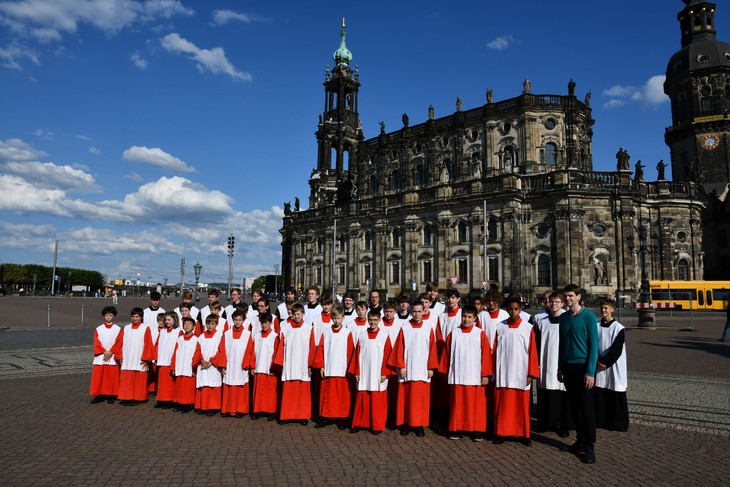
[333,19,352,67]
[666,37,730,82]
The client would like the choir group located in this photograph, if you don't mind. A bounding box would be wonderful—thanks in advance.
[89,283,628,464]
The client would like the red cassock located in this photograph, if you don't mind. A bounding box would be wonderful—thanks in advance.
[155,327,182,402]
[171,333,198,406]
[313,326,355,420]
[117,323,155,401]
[89,323,123,396]
[193,330,228,411]
[387,321,438,427]
[252,328,279,414]
[493,318,539,438]
[272,321,315,420]
[221,326,255,415]
[348,328,393,431]
[437,325,493,432]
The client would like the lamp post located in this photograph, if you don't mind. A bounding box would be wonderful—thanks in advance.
[194,262,202,294]
[274,264,279,300]
[227,235,235,299]
[179,257,185,298]
[68,271,72,296]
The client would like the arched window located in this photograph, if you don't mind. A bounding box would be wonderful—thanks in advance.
[445,159,456,179]
[423,225,433,245]
[544,143,557,165]
[364,232,372,251]
[537,254,551,286]
[391,170,401,191]
[416,165,427,186]
[677,258,690,280]
[504,146,515,169]
[369,175,378,195]
[392,228,401,248]
[488,216,498,240]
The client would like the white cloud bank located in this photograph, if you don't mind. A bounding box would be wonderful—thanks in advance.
[161,32,251,81]
[211,9,269,26]
[123,145,195,172]
[603,75,669,108]
[486,35,516,51]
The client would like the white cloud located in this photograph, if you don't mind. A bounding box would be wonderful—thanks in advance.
[123,145,195,172]
[486,35,515,51]
[72,161,90,171]
[131,51,148,69]
[161,32,251,81]
[33,127,53,138]
[0,221,56,251]
[125,171,142,181]
[88,147,100,155]
[0,0,194,42]
[603,74,669,108]
[0,42,39,69]
[210,9,269,26]
[2,160,98,191]
[62,226,182,255]
[0,138,47,161]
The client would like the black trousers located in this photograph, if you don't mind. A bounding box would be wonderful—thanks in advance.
[562,363,596,450]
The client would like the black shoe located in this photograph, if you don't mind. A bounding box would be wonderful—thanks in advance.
[371,430,382,435]
[119,400,132,406]
[195,409,203,415]
[315,420,330,429]
[415,426,425,437]
[349,427,360,434]
[558,428,570,438]
[235,413,245,418]
[336,420,348,430]
[205,410,218,417]
[520,437,533,447]
[561,441,584,454]
[154,402,165,408]
[400,428,410,436]
[90,395,105,404]
[492,437,505,444]
[106,397,115,404]
[250,413,260,420]
[470,432,483,442]
[172,406,182,412]
[267,414,276,422]
[299,420,309,426]
[448,432,462,440]
[582,450,596,464]
[180,406,192,414]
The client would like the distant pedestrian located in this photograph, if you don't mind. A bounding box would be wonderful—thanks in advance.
[112,290,118,305]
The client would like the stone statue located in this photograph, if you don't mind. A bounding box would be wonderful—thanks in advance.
[657,159,667,180]
[402,113,409,128]
[486,88,493,104]
[284,201,292,216]
[584,91,592,107]
[456,97,462,112]
[439,162,450,183]
[555,147,565,167]
[568,78,576,96]
[428,105,434,120]
[472,159,482,178]
[616,147,630,171]
[593,259,606,285]
[379,121,385,134]
[634,160,645,181]
[294,197,300,211]
[523,78,531,94]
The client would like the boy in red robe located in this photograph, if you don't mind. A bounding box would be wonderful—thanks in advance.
[493,296,539,446]
[313,306,354,429]
[221,310,255,417]
[388,301,439,437]
[348,310,393,434]
[90,306,123,404]
[193,314,227,416]
[117,307,155,406]
[251,312,279,421]
[153,312,181,409]
[172,317,198,413]
[438,305,493,441]
[273,303,315,425]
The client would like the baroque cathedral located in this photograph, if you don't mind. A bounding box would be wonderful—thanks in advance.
[280,1,723,303]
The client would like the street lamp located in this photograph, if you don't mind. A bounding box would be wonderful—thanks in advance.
[68,271,72,295]
[180,257,186,298]
[194,262,202,292]
[274,264,279,300]
[227,235,235,299]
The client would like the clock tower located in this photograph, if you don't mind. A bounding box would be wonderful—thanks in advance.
[664,0,730,192]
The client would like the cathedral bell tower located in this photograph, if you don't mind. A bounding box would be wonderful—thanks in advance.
[664,0,730,193]
[310,19,363,209]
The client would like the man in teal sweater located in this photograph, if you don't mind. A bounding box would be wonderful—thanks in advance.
[558,284,599,464]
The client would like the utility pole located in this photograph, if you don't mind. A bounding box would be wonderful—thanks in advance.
[227,234,235,299]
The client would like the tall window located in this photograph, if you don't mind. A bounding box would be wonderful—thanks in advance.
[317,238,324,254]
[363,263,371,282]
[338,264,345,285]
[298,267,305,288]
[336,235,346,252]
[392,228,401,248]
[488,216,498,240]
[364,232,372,251]
[315,266,322,285]
[391,170,401,191]
[391,262,400,284]
[537,254,551,286]
[457,259,468,285]
[370,176,379,195]
[543,143,557,165]
[488,256,499,282]
[422,261,432,284]
[458,221,469,242]
[423,225,433,245]
[416,165,427,186]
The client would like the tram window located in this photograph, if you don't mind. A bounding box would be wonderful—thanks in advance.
[706,291,712,306]
[698,291,704,306]
[713,289,730,300]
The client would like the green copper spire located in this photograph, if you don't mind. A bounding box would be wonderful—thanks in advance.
[333,18,352,67]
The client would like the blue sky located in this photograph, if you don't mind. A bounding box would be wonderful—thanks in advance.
[0,0,719,286]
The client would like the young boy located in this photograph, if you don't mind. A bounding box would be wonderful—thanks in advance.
[348,309,394,434]
[437,289,462,342]
[312,296,334,346]
[199,288,222,325]
[172,317,198,413]
[174,291,200,324]
[303,286,322,324]
[388,301,438,437]
[369,289,384,316]
[419,293,440,331]
[594,298,629,432]
[221,309,255,418]
[251,312,279,421]
[342,291,357,328]
[313,306,354,429]
[347,301,369,339]
[143,292,166,338]
[147,312,166,394]
[438,305,493,441]
[251,297,277,333]
[90,306,123,404]
[396,294,411,326]
[273,302,315,425]
[381,301,402,423]
[426,282,445,316]
[493,297,539,446]
[477,290,509,347]
[117,307,155,406]
[535,291,572,436]
[194,314,227,416]
[276,287,297,324]
[154,312,182,409]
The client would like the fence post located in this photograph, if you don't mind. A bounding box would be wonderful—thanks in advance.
[81,304,85,327]
[47,304,51,328]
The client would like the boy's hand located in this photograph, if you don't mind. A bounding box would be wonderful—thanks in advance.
[557,371,563,383]
[399,368,407,380]
[527,377,533,386]
[380,375,386,383]
[103,351,113,361]
[481,377,489,386]
[597,362,607,371]
[308,366,312,377]
[355,375,360,382]
[427,370,433,379]
[320,368,325,378]
[584,375,595,389]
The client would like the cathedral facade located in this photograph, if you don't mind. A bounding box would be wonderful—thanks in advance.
[280,14,705,303]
